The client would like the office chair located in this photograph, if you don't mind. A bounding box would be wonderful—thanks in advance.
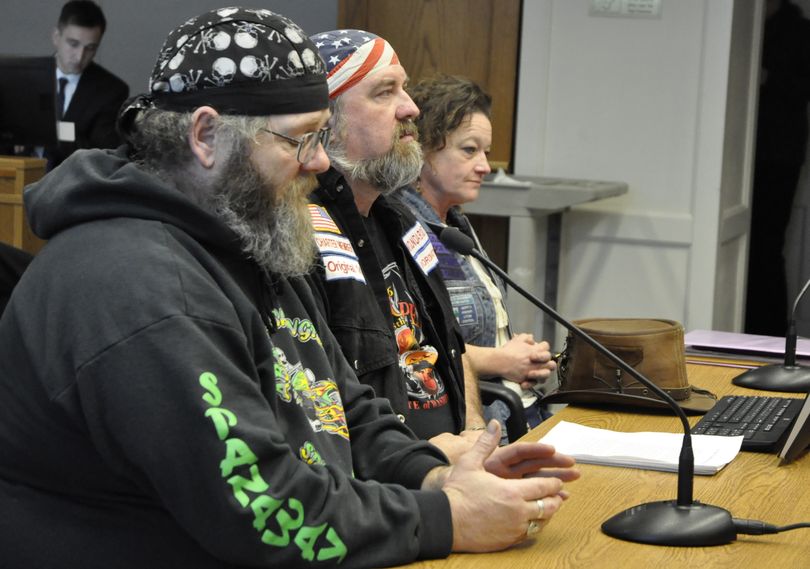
[479,381,529,441]
[0,242,33,315]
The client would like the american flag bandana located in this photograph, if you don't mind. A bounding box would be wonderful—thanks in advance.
[310,29,400,99]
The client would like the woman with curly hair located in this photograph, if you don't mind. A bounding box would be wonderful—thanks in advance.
[400,74,556,441]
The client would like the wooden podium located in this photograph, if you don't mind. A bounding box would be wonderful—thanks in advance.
[0,156,47,255]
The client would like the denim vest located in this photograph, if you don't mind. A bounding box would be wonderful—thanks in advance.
[399,186,508,348]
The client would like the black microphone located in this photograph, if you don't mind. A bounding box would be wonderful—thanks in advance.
[732,277,810,392]
[428,221,739,546]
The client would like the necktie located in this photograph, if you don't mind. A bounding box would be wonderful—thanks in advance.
[57,77,68,119]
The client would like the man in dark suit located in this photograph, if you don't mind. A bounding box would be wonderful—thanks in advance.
[49,0,128,168]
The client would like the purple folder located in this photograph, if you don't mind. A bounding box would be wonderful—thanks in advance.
[685,329,810,359]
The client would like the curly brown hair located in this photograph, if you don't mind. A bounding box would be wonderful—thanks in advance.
[408,74,492,154]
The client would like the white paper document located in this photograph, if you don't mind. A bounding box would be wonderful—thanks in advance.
[539,421,743,475]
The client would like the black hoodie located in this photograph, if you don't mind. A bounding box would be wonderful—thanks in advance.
[0,148,452,568]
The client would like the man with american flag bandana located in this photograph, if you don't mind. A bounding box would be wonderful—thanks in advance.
[305,30,577,472]
[307,29,482,457]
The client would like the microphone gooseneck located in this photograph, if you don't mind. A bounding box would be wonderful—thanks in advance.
[431,222,738,546]
[786,278,810,367]
[732,276,810,393]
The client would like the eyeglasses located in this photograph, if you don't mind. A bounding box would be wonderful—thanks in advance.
[260,126,331,164]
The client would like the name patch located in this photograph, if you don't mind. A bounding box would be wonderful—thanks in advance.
[314,232,356,257]
[402,222,438,276]
[323,254,366,283]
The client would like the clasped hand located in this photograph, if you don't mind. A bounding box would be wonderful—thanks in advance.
[425,421,579,552]
[500,334,557,389]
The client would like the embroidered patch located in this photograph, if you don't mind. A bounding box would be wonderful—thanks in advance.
[314,232,356,257]
[427,232,467,281]
[402,222,438,276]
[308,204,341,234]
[450,291,480,327]
[322,254,366,283]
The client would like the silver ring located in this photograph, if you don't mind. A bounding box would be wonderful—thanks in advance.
[527,519,541,537]
[536,498,545,519]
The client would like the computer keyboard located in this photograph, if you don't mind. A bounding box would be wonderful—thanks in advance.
[691,395,804,452]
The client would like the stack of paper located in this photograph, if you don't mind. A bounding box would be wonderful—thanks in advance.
[539,421,742,475]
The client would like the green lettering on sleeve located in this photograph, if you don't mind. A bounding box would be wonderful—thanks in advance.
[199,372,222,406]
[261,498,304,547]
[204,407,237,440]
[294,523,327,562]
[317,527,348,564]
[228,464,269,507]
[220,438,258,477]
[199,369,348,563]
[251,494,284,532]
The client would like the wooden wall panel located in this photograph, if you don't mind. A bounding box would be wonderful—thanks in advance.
[338,0,521,170]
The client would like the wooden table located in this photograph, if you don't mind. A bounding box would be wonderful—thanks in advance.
[0,155,47,254]
[394,363,810,569]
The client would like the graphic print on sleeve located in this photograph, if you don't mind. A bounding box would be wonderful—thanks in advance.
[272,346,349,440]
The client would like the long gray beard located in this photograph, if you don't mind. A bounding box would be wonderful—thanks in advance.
[328,136,423,195]
[210,157,318,277]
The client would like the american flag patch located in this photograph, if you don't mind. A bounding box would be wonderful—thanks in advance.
[308,204,341,234]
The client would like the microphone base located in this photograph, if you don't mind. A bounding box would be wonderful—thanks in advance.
[732,364,810,393]
[601,500,736,546]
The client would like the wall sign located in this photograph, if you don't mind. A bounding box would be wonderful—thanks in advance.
[590,0,663,19]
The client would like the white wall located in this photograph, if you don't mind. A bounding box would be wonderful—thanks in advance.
[514,0,761,347]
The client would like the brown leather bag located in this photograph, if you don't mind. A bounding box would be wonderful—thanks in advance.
[541,318,716,414]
